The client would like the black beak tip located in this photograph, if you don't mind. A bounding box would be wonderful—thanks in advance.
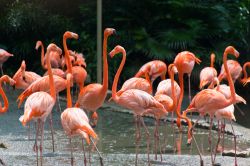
[113,30,117,35]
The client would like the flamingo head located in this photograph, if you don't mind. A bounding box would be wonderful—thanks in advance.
[109,45,125,58]
[64,31,79,40]
[104,28,116,37]
[35,40,43,50]
[225,46,239,58]
[47,43,62,53]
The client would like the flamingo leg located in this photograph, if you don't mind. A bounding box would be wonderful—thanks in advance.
[39,120,45,166]
[81,139,87,166]
[34,121,39,166]
[88,143,91,166]
[154,120,158,160]
[49,113,55,152]
[230,121,238,166]
[90,137,104,166]
[69,138,74,166]
[222,119,226,153]
[213,120,221,163]
[162,118,168,154]
[157,120,162,161]
[135,115,141,166]
[188,74,192,103]
[208,118,214,166]
[140,117,151,166]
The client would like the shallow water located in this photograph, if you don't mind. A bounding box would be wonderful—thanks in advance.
[0,88,250,165]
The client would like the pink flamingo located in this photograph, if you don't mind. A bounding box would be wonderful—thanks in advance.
[218,59,242,83]
[0,75,15,113]
[199,53,218,89]
[12,60,41,90]
[61,73,102,166]
[36,41,66,79]
[63,31,87,94]
[173,51,201,128]
[241,62,250,86]
[183,46,245,166]
[108,71,152,102]
[0,48,13,76]
[75,28,116,126]
[135,60,167,84]
[110,45,168,165]
[19,43,59,166]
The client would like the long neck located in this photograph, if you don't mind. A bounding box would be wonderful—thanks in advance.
[46,50,56,101]
[176,72,184,124]
[242,62,250,82]
[63,36,72,73]
[0,82,8,113]
[170,70,176,111]
[66,77,72,108]
[145,72,153,94]
[112,51,126,101]
[223,52,236,103]
[40,43,46,69]
[210,54,215,68]
[102,35,108,90]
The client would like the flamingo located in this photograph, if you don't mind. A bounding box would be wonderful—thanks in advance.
[36,41,66,79]
[75,28,116,126]
[19,43,59,166]
[62,32,87,95]
[183,46,245,166]
[108,71,152,102]
[152,64,192,161]
[241,62,250,86]
[61,73,102,166]
[61,50,76,70]
[73,52,87,68]
[109,45,169,165]
[173,51,201,128]
[135,60,167,84]
[199,53,218,89]
[12,60,41,90]
[0,75,15,113]
[0,48,13,76]
[218,59,242,83]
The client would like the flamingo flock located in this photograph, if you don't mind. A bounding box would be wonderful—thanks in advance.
[0,28,249,166]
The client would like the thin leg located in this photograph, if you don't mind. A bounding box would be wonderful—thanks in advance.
[230,121,238,166]
[222,119,226,153]
[88,143,91,166]
[82,139,87,166]
[34,121,39,166]
[188,74,192,103]
[154,120,158,160]
[135,115,141,166]
[156,120,162,161]
[69,138,74,166]
[140,117,151,166]
[213,120,221,163]
[90,138,103,166]
[40,121,45,166]
[209,118,214,166]
[49,113,55,152]
[162,119,167,153]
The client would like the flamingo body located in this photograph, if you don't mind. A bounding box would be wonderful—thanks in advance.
[155,79,180,100]
[218,60,242,83]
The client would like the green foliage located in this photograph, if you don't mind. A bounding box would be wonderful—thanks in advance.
[0,0,249,85]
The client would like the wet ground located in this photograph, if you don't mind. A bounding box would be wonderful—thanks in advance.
[0,89,250,165]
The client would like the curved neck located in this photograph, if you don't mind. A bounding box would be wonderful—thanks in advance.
[242,62,250,81]
[46,49,56,101]
[40,43,46,69]
[170,69,176,111]
[145,72,152,94]
[63,36,73,73]
[66,77,72,108]
[0,84,8,113]
[223,52,236,103]
[210,54,215,68]
[102,35,108,90]
[112,50,126,101]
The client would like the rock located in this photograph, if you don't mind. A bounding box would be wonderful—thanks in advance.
[0,143,7,149]
[222,148,250,157]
